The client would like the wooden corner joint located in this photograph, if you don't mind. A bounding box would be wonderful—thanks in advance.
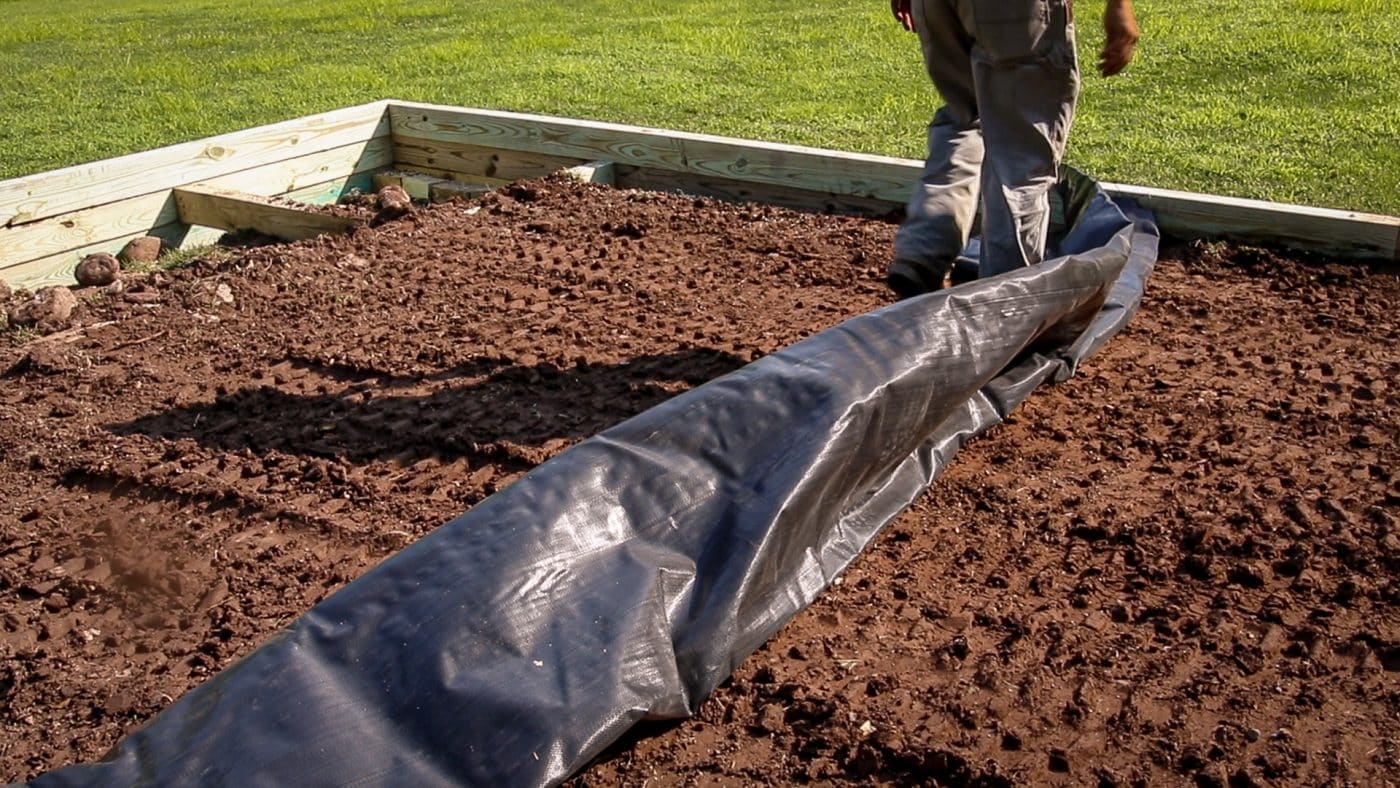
[172,182,358,241]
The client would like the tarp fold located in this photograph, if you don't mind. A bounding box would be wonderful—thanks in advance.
[32,169,1158,788]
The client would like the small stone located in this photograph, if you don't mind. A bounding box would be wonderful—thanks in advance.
[214,283,234,305]
[375,184,414,222]
[337,187,375,207]
[756,703,787,734]
[118,236,164,264]
[103,690,137,716]
[7,286,78,331]
[75,253,121,287]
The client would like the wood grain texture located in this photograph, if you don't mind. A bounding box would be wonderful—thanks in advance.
[614,166,903,218]
[173,184,359,241]
[429,181,493,203]
[5,98,1396,293]
[393,135,586,182]
[1,101,390,228]
[1103,182,1400,261]
[1,225,226,291]
[387,101,1400,260]
[283,171,380,206]
[0,139,391,271]
[1,171,382,290]
[388,102,915,203]
[381,162,512,189]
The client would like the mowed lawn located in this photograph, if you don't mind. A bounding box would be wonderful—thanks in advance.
[0,0,1396,214]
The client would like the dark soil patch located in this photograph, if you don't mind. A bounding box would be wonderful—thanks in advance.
[2,177,1397,786]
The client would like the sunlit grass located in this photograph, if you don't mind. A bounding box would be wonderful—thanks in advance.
[0,0,1395,213]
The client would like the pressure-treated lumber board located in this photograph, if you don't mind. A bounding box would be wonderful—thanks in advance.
[386,101,1400,261]
[173,184,358,242]
[392,136,587,182]
[0,138,392,270]
[372,170,497,203]
[1103,182,1400,262]
[614,165,902,217]
[283,171,379,207]
[1,100,390,228]
[428,181,493,204]
[389,102,913,204]
[381,163,512,189]
[2,225,226,291]
[3,171,379,290]
[5,98,1394,279]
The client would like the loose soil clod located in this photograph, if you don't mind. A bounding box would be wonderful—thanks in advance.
[373,183,414,225]
[0,178,1396,786]
[5,285,77,332]
[75,253,121,287]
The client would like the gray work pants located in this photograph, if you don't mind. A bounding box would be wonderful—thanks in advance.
[893,0,1080,278]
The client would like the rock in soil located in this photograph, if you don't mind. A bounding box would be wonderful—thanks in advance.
[0,277,11,303]
[373,184,414,223]
[117,236,165,264]
[337,187,377,208]
[6,285,78,332]
[75,253,122,287]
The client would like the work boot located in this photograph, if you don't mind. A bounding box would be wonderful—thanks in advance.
[950,256,979,285]
[887,258,952,300]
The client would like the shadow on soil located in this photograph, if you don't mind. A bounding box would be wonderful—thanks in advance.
[108,348,749,465]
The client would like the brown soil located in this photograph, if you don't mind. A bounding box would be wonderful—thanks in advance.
[573,245,1400,787]
[1,177,1397,786]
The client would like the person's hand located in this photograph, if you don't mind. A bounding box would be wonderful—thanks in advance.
[891,0,914,32]
[1099,0,1140,76]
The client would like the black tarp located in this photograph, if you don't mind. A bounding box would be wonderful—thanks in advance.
[30,169,1158,788]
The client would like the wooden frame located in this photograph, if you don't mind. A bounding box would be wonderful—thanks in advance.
[3,99,1396,288]
[0,101,391,288]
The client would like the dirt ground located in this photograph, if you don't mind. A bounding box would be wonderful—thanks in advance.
[1,177,1396,786]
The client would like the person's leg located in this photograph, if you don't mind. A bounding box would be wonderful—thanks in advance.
[890,0,983,296]
[968,0,1079,277]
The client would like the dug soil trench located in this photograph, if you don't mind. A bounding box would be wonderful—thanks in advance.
[1,177,1397,785]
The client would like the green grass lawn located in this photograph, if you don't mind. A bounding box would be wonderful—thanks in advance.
[0,0,1396,214]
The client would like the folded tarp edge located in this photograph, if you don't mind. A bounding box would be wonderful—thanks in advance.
[30,171,1158,788]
